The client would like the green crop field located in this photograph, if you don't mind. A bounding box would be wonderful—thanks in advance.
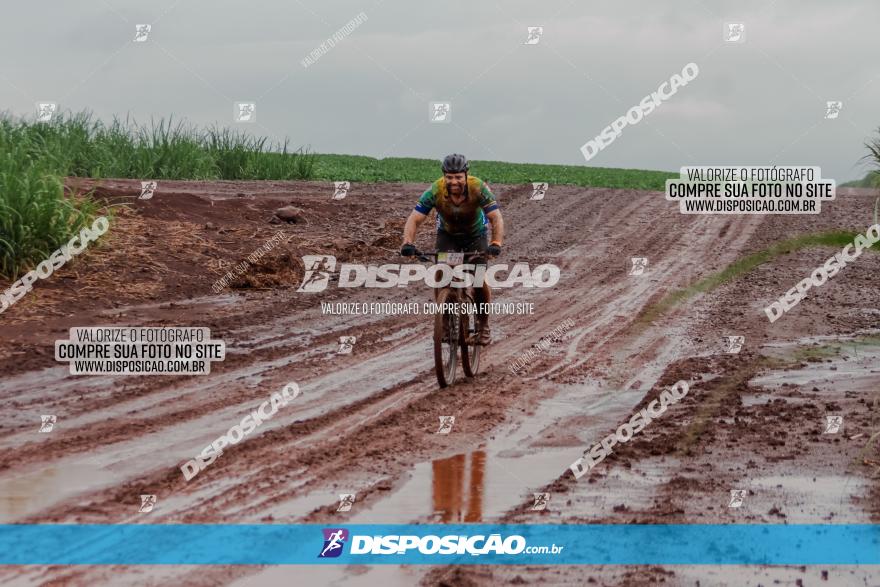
[841,172,880,188]
[309,154,677,190]
[0,111,676,279]
[2,111,878,280]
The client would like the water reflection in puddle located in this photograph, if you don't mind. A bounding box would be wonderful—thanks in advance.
[431,451,485,522]
[0,463,112,522]
[351,381,644,524]
[344,449,501,524]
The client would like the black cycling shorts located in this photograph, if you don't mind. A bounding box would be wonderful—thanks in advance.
[435,230,488,263]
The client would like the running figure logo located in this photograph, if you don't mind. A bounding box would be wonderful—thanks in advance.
[824,415,843,434]
[332,181,350,200]
[318,528,349,558]
[337,336,356,355]
[235,102,256,123]
[36,103,57,122]
[530,182,548,201]
[524,26,543,45]
[39,415,57,433]
[825,101,843,119]
[430,102,451,123]
[139,181,157,200]
[337,494,356,512]
[722,336,744,354]
[531,493,549,511]
[139,494,157,513]
[437,416,455,434]
[728,489,746,508]
[134,24,151,42]
[629,257,648,276]
[724,23,745,43]
[297,255,337,292]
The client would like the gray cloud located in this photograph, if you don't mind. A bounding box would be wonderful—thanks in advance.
[1,0,877,181]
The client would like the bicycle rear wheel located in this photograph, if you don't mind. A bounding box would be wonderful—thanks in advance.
[433,288,459,387]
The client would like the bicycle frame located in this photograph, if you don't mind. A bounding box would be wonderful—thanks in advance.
[414,251,486,387]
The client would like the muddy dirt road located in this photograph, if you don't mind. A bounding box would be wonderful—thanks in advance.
[1,180,878,586]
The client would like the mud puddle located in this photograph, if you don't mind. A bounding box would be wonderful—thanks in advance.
[0,463,115,522]
[753,331,880,393]
[343,379,665,524]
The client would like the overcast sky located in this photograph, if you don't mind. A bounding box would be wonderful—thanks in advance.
[2,0,878,181]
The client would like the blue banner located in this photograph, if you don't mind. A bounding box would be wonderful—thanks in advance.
[1,524,878,565]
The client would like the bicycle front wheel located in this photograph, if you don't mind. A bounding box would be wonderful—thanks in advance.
[460,297,481,377]
[433,288,459,387]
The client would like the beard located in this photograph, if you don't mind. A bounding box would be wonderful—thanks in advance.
[447,176,466,196]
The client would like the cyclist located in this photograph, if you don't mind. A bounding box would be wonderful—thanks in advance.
[400,153,504,345]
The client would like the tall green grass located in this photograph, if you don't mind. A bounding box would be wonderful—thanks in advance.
[0,112,316,181]
[844,128,880,188]
[866,128,880,187]
[0,128,100,278]
[0,110,315,279]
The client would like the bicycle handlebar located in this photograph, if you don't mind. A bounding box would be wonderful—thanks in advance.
[411,251,490,263]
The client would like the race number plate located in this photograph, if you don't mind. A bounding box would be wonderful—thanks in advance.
[438,252,464,265]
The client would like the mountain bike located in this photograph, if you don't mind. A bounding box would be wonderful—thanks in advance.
[416,251,486,388]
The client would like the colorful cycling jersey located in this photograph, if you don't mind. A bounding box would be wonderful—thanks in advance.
[414,176,499,237]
